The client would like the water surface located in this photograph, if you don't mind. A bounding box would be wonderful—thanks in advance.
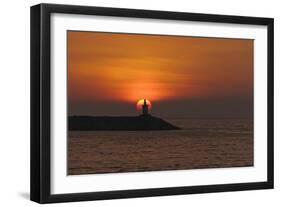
[68,118,253,175]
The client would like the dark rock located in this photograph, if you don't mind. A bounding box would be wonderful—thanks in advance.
[68,115,181,131]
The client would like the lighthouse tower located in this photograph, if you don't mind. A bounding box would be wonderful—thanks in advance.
[142,99,149,115]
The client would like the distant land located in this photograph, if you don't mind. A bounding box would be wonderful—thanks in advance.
[68,115,181,131]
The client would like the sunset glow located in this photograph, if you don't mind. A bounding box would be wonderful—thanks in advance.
[136,99,152,111]
[67,31,253,117]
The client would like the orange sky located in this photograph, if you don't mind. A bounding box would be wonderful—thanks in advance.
[68,31,253,117]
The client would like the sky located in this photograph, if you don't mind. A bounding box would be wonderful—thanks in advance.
[67,31,253,118]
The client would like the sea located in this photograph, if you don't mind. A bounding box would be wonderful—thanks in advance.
[68,118,253,175]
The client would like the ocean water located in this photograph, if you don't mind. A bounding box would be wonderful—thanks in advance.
[68,118,253,175]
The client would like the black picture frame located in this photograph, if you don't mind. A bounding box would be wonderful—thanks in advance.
[30,3,274,204]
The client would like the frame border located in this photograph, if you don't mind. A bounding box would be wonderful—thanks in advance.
[30,3,274,203]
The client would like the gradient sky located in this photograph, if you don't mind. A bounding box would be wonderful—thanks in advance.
[68,31,253,118]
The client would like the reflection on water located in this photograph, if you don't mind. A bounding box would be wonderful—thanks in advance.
[68,118,253,175]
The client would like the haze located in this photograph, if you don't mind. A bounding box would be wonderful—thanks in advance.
[67,31,253,118]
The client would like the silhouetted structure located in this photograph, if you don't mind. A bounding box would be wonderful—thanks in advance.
[68,99,182,131]
[68,115,181,131]
[142,99,149,115]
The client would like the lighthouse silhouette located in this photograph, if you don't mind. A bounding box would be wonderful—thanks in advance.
[142,99,149,115]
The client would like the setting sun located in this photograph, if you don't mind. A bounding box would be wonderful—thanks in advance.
[67,31,253,118]
[136,99,152,111]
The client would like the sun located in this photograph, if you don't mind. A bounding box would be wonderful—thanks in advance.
[136,99,152,111]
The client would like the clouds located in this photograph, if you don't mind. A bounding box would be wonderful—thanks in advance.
[68,31,253,117]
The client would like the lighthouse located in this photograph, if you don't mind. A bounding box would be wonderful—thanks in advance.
[142,99,149,115]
